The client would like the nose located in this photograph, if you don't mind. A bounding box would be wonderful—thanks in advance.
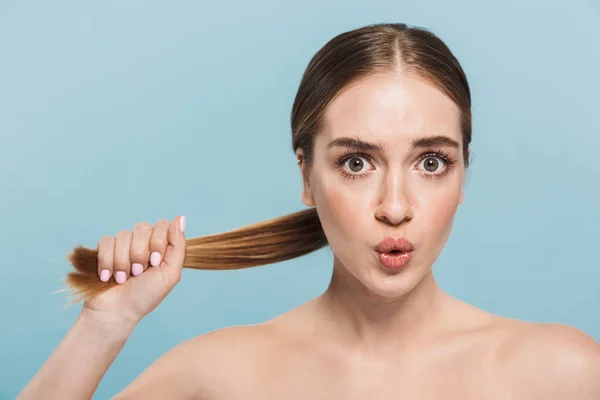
[374,173,413,226]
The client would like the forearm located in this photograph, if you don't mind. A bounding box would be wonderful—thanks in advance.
[18,310,136,400]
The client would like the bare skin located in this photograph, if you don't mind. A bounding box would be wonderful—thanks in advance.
[19,71,600,399]
[114,276,600,399]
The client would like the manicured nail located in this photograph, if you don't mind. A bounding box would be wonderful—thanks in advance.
[150,252,162,267]
[100,269,110,282]
[115,271,127,284]
[131,263,144,276]
[180,216,186,233]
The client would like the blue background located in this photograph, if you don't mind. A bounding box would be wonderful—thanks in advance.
[1,0,599,398]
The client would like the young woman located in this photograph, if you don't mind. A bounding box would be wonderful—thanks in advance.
[19,23,600,399]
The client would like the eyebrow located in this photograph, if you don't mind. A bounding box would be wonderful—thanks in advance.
[327,135,460,151]
[411,135,460,150]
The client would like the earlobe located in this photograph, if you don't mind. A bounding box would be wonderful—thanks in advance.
[301,190,315,207]
[300,166,315,207]
[296,151,315,207]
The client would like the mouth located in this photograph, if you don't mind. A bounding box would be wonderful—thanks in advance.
[375,236,415,253]
[375,236,415,270]
[377,250,413,270]
[388,250,404,254]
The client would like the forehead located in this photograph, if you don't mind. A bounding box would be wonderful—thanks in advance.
[320,72,463,146]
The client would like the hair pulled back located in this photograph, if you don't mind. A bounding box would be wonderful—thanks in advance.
[66,23,472,302]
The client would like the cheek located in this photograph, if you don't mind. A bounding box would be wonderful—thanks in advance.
[312,174,370,240]
[416,185,461,239]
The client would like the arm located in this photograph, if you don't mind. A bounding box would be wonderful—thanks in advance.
[19,216,188,399]
[17,310,136,400]
[18,313,234,400]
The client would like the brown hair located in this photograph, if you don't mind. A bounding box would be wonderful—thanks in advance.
[66,23,472,302]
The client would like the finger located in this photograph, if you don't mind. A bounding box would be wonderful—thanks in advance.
[114,230,133,284]
[162,216,186,283]
[149,219,170,268]
[97,236,115,282]
[130,222,153,277]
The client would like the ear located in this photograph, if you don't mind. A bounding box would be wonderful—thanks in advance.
[296,150,315,207]
[459,147,470,205]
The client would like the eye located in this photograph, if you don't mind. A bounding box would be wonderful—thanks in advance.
[418,156,446,174]
[334,151,376,180]
[342,155,373,174]
[414,150,457,179]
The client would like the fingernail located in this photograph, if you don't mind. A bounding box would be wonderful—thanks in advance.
[115,271,127,284]
[100,269,110,282]
[150,252,162,267]
[131,263,144,276]
[180,216,186,233]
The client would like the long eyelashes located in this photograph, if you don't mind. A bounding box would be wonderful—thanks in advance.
[334,151,376,181]
[415,150,458,180]
[333,149,458,181]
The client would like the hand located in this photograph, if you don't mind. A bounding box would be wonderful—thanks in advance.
[81,216,186,327]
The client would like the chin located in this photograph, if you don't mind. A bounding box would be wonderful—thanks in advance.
[362,275,419,299]
[332,253,429,299]
[359,258,430,300]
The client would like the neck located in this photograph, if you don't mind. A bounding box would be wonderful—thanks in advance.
[317,261,453,350]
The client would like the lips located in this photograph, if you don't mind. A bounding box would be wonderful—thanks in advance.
[375,236,415,270]
[375,236,415,254]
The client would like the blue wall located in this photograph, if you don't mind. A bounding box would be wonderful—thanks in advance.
[1,1,598,398]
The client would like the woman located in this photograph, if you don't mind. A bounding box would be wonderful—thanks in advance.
[19,23,600,399]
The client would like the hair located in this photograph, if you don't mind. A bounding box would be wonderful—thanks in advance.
[65,23,472,303]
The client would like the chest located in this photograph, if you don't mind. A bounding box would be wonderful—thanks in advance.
[262,362,502,400]
[216,351,513,400]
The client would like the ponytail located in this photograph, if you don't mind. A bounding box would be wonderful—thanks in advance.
[64,208,327,302]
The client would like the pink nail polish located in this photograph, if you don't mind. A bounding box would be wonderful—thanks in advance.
[132,263,144,276]
[150,252,162,267]
[180,216,186,233]
[115,271,126,284]
[100,269,110,282]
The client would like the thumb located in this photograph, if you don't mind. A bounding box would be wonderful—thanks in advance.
[161,215,186,282]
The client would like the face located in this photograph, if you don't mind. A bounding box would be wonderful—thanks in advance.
[297,72,467,299]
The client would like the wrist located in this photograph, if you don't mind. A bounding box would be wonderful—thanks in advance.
[78,308,138,340]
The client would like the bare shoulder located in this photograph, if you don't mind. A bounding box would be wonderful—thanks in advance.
[189,321,283,356]
[496,319,600,399]
[510,321,600,370]
[114,322,285,399]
